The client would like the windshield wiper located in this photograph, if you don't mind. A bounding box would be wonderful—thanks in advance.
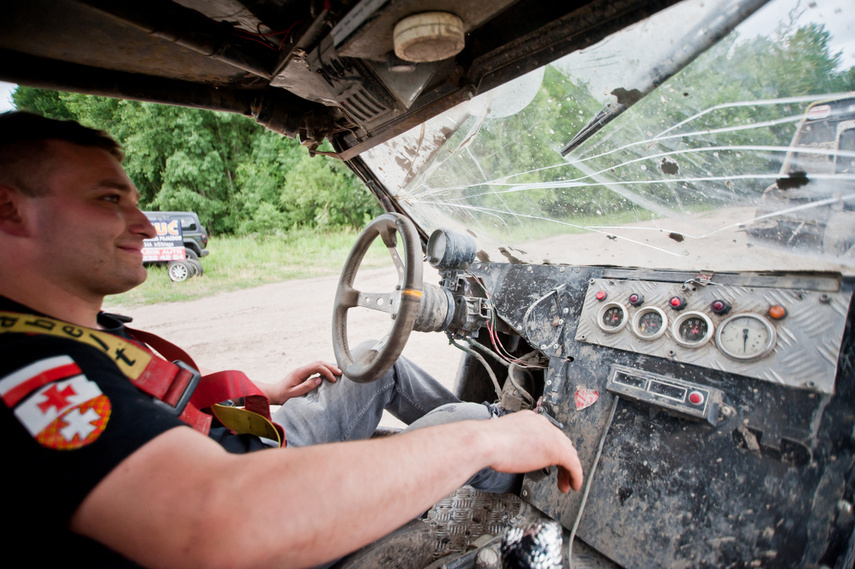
[561,89,642,155]
[560,0,770,157]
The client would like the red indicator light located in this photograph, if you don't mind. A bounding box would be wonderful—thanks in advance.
[688,391,704,405]
[710,299,731,315]
[669,296,685,310]
[596,291,607,301]
[769,305,787,319]
[628,293,644,306]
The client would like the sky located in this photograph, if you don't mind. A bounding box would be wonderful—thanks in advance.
[0,81,15,112]
[739,0,855,70]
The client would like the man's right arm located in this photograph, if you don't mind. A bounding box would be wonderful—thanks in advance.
[70,411,582,569]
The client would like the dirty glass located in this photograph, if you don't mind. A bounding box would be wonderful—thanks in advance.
[362,0,855,274]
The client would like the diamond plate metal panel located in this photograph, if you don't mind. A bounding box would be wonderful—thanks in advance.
[574,278,851,394]
[424,486,521,558]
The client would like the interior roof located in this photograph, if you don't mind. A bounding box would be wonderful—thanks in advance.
[0,0,681,157]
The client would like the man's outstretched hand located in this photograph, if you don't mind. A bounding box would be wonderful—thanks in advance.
[478,410,584,493]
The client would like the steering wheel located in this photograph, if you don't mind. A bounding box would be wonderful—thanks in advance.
[332,213,424,383]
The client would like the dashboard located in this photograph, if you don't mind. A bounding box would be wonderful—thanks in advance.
[457,261,854,568]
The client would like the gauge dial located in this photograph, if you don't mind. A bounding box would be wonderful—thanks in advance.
[715,313,776,360]
[671,311,714,348]
[598,302,627,333]
[632,307,667,340]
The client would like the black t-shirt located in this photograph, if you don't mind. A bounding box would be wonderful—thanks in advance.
[0,297,267,566]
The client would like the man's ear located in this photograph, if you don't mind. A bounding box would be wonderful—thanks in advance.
[0,185,30,237]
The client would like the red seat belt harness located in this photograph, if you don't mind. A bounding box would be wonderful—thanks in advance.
[0,311,284,446]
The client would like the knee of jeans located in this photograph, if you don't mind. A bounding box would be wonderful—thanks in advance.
[347,339,399,385]
[352,339,409,379]
[419,402,491,426]
[352,339,378,359]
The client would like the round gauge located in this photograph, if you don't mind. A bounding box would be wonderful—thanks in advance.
[631,307,668,340]
[597,302,627,333]
[426,230,448,267]
[715,313,777,361]
[426,229,476,269]
[671,311,714,348]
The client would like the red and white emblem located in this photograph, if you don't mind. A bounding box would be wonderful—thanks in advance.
[574,386,599,411]
[1,355,111,449]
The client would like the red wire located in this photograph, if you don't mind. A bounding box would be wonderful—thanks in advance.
[277,21,303,50]
[230,20,305,51]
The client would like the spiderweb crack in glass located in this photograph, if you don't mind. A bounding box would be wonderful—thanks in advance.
[362,0,855,274]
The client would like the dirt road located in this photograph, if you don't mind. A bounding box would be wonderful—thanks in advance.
[105,266,465,427]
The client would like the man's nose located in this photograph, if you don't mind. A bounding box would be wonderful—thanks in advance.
[131,208,157,239]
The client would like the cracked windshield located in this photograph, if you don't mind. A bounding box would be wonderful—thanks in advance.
[362,0,855,275]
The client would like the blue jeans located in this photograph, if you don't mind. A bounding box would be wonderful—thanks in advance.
[271,353,518,493]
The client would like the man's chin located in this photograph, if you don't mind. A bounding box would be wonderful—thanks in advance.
[102,268,148,297]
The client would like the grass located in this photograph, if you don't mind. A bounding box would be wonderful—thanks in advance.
[107,228,391,307]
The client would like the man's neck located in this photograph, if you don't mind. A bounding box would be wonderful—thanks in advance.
[0,276,103,329]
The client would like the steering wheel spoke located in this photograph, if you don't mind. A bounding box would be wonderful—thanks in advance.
[387,244,406,276]
[356,291,400,315]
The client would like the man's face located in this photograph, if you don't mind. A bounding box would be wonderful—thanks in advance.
[22,140,157,299]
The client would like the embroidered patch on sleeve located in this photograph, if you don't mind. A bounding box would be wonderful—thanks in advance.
[1,356,112,450]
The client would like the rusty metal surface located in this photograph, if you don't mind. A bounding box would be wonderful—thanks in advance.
[0,0,254,84]
[465,262,855,568]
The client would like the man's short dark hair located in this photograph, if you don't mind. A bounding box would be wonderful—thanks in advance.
[0,111,124,196]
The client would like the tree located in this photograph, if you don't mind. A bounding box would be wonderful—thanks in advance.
[11,87,379,235]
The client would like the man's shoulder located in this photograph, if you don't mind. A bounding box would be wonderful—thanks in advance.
[0,298,134,374]
[0,306,185,453]
[0,322,124,374]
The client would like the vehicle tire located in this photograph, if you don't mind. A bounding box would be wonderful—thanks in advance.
[187,258,204,276]
[167,260,191,282]
[183,248,203,275]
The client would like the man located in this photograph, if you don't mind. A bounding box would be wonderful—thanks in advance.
[0,111,583,569]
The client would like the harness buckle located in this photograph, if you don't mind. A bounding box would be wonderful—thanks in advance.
[154,360,201,416]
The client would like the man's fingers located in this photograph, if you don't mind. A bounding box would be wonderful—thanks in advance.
[299,361,341,382]
[561,443,584,493]
[289,362,340,386]
[556,464,583,494]
[315,363,340,382]
[288,375,323,397]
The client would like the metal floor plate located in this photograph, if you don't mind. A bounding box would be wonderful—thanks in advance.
[424,486,522,558]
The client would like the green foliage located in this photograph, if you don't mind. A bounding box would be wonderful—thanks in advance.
[11,87,77,120]
[11,89,379,235]
[234,131,381,234]
[280,153,381,229]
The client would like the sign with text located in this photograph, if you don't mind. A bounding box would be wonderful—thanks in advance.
[143,217,186,262]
